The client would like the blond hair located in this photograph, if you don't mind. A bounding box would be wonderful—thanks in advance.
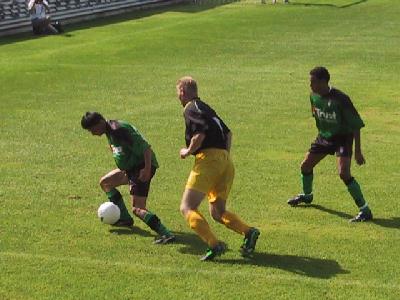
[177,76,198,99]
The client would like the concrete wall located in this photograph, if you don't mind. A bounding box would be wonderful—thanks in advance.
[0,0,185,36]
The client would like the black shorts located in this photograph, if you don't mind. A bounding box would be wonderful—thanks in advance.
[309,134,354,157]
[126,165,157,197]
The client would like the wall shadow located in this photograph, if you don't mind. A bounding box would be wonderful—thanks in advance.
[291,0,367,9]
[0,0,237,46]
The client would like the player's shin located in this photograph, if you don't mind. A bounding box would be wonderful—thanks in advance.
[345,177,370,212]
[301,171,313,196]
[221,211,250,235]
[186,210,218,247]
[142,211,172,236]
[106,188,132,221]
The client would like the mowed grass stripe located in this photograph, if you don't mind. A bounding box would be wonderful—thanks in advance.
[1,0,399,299]
[2,251,400,292]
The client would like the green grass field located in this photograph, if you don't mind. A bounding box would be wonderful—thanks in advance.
[1,0,399,299]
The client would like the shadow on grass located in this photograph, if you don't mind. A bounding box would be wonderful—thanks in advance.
[172,231,348,279]
[296,204,400,229]
[372,217,400,229]
[215,252,349,279]
[291,0,367,8]
[109,226,153,237]
[0,0,237,46]
[307,204,354,219]
[173,231,206,255]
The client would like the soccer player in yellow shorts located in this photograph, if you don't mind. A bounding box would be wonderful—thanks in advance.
[176,76,260,261]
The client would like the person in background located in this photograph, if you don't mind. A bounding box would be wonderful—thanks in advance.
[28,0,60,34]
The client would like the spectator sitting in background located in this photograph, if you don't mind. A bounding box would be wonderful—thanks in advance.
[28,0,60,34]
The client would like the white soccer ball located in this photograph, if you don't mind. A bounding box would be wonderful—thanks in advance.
[97,202,120,225]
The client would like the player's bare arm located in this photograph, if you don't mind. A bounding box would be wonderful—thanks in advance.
[180,133,205,159]
[354,130,365,165]
[139,146,153,182]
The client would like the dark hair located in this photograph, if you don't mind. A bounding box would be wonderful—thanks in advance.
[81,112,105,129]
[310,66,330,83]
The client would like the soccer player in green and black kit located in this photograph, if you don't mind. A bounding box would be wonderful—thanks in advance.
[288,67,373,222]
[81,112,175,243]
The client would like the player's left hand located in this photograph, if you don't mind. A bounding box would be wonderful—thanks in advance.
[355,151,366,165]
[138,168,151,182]
[180,148,190,159]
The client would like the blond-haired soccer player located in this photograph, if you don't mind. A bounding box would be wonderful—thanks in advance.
[176,76,260,261]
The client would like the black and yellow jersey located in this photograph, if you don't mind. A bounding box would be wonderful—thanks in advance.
[183,98,231,155]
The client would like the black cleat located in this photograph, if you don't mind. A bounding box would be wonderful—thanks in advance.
[349,210,373,222]
[200,242,227,261]
[240,227,260,258]
[287,194,313,206]
[112,219,134,227]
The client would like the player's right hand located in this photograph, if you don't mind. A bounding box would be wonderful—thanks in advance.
[355,151,366,165]
[180,148,190,159]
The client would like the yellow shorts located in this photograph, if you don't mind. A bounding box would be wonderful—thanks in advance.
[185,148,235,202]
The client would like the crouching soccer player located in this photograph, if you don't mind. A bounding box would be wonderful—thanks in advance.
[81,112,175,243]
[176,77,260,261]
[288,67,373,222]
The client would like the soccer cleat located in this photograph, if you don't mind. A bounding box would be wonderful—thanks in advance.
[287,194,313,206]
[200,242,227,261]
[241,227,260,257]
[153,234,176,245]
[112,218,134,227]
[349,210,373,222]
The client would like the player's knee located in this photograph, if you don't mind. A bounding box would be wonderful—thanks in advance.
[339,171,351,182]
[301,161,312,174]
[99,176,108,190]
[210,211,222,222]
[180,203,189,217]
[132,207,141,217]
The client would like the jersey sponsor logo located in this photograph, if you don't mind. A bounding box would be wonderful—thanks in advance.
[312,106,337,123]
[111,145,124,155]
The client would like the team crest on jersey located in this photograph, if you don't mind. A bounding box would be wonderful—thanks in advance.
[111,145,124,155]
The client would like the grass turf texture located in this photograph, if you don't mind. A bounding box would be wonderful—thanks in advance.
[1,0,399,299]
